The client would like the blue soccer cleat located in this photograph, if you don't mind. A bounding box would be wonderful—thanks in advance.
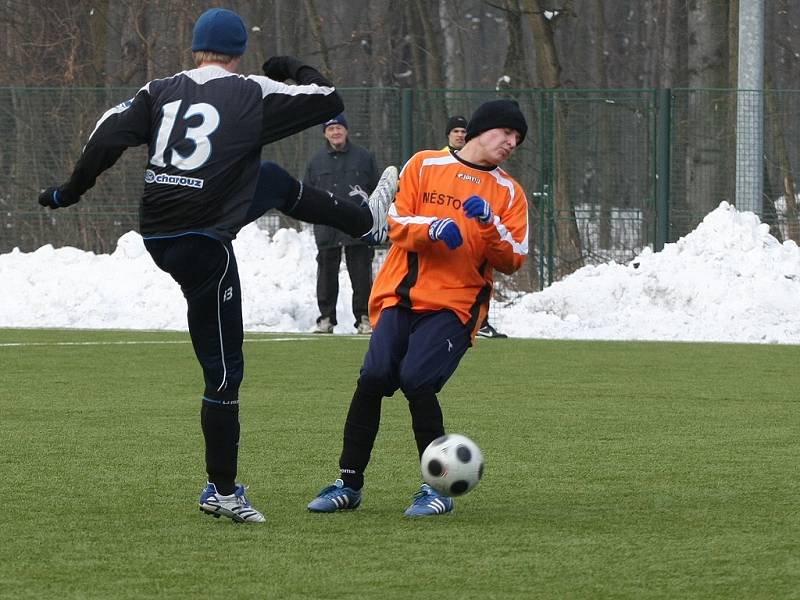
[307,478,362,512]
[403,483,454,517]
[198,482,266,523]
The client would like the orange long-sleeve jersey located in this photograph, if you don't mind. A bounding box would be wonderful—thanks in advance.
[369,149,529,338]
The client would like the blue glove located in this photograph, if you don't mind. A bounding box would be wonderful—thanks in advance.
[463,195,493,224]
[428,218,463,250]
[38,187,78,209]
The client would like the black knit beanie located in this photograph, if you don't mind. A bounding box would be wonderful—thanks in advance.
[465,99,527,144]
[445,115,467,135]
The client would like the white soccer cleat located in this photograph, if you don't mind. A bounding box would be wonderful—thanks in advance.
[362,165,398,245]
[198,482,266,523]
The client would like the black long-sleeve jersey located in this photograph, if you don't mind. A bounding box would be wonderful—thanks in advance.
[60,64,343,240]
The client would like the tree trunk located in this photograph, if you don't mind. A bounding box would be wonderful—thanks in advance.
[765,71,799,242]
[304,0,331,75]
[438,0,459,89]
[501,0,532,89]
[414,0,447,144]
[685,0,730,224]
[526,0,584,275]
[592,0,614,250]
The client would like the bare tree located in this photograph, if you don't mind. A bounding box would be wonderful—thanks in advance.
[684,0,731,223]
[500,0,533,89]
[438,0,462,89]
[304,0,332,75]
[525,0,584,275]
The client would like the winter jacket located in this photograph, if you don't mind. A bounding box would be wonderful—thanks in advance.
[304,140,379,248]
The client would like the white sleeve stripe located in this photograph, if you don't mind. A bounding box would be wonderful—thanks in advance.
[389,215,438,227]
[389,203,437,226]
[493,212,529,255]
[419,154,457,180]
[86,91,143,144]
[489,168,517,209]
[420,155,458,167]
[246,74,337,99]
[182,67,336,98]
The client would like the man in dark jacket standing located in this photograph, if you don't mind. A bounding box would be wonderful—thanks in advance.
[305,114,380,334]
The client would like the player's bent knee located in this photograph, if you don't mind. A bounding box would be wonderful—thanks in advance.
[359,369,398,397]
[398,372,441,399]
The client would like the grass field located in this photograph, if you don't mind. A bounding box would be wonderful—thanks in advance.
[2,328,798,599]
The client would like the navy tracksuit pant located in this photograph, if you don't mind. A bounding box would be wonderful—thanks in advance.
[338,306,472,489]
[143,160,373,494]
[145,234,244,493]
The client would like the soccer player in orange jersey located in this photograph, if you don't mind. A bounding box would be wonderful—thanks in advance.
[308,99,529,516]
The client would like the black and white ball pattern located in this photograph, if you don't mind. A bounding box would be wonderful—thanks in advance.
[421,433,484,496]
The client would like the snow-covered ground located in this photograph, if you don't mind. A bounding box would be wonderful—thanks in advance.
[2,202,798,344]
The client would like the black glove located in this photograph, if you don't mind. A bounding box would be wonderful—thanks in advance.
[262,56,306,81]
[38,186,79,209]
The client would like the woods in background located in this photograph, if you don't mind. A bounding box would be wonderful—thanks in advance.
[4,1,800,92]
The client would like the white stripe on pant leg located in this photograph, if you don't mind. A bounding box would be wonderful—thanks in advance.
[215,242,232,392]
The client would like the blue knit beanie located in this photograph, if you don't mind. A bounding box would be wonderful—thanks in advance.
[191,8,247,56]
[322,114,348,132]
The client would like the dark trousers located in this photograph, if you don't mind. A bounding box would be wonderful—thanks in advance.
[316,245,374,326]
[145,235,243,493]
[338,307,471,487]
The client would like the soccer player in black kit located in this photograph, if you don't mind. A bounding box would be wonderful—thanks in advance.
[38,8,398,523]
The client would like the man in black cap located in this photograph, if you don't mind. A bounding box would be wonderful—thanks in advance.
[442,115,468,152]
[443,114,508,339]
[37,7,398,524]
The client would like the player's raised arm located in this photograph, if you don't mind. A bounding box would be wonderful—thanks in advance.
[255,56,344,144]
[38,91,151,209]
[466,185,529,275]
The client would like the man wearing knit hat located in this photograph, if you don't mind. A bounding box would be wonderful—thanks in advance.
[37,7,398,524]
[441,113,508,338]
[442,115,468,152]
[307,98,528,517]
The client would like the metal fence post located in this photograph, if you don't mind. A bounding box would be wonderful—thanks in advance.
[545,91,555,287]
[735,0,764,215]
[656,88,671,250]
[401,88,413,164]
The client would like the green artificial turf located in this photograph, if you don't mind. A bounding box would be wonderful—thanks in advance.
[1,329,798,599]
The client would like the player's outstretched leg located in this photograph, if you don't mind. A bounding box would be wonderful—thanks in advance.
[403,483,454,517]
[361,166,398,245]
[307,478,362,513]
[199,482,266,523]
[250,161,398,246]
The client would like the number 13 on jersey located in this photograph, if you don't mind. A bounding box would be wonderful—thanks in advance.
[151,100,220,171]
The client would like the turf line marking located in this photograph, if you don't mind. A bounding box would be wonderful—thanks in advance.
[0,337,323,348]
[0,335,370,348]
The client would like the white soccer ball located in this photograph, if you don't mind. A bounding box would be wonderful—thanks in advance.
[420,433,484,496]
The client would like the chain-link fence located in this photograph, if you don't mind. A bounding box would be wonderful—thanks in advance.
[3,86,797,324]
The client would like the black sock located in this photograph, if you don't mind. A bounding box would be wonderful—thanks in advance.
[284,181,372,238]
[405,390,445,460]
[338,381,384,490]
[201,402,240,495]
